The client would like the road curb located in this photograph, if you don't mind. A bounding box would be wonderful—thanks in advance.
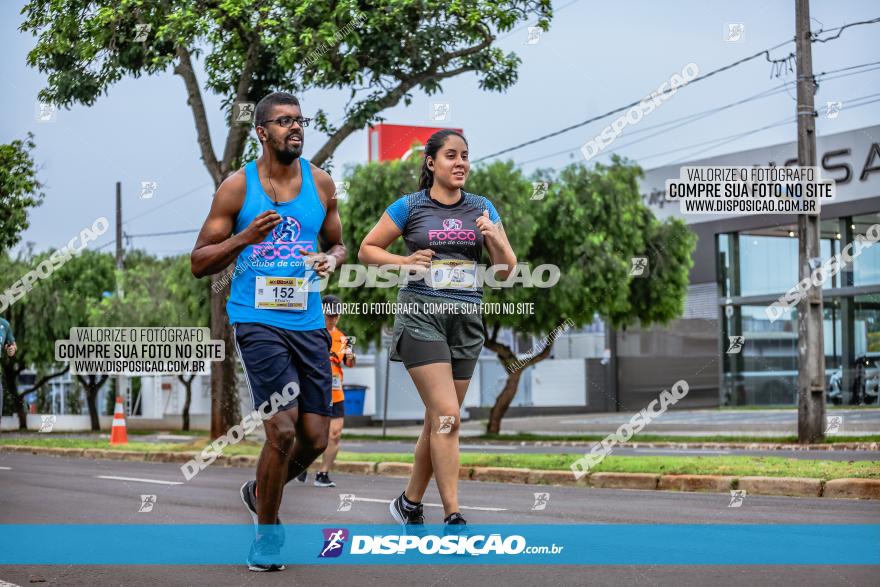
[658,474,735,493]
[472,466,530,484]
[526,469,588,487]
[823,478,880,499]
[375,462,413,477]
[588,472,659,490]
[736,476,823,497]
[333,461,378,475]
[2,445,877,499]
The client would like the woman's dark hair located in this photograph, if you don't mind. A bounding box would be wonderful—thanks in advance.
[419,129,468,191]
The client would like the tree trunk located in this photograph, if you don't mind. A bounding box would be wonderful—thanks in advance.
[221,322,240,428]
[179,374,195,431]
[86,387,100,431]
[3,367,28,430]
[483,323,556,435]
[77,375,107,432]
[210,271,239,438]
[15,395,27,430]
[486,370,523,434]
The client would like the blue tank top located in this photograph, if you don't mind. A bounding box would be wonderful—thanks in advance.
[226,158,326,331]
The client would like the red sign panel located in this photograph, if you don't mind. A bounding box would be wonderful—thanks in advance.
[368,123,464,162]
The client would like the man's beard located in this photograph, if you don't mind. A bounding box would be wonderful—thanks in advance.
[273,139,302,165]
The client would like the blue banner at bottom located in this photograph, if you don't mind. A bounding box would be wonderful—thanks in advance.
[1,524,878,565]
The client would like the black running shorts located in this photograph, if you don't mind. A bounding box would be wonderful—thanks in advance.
[233,322,333,417]
[389,289,484,380]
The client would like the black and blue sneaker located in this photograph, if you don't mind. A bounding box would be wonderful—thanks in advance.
[443,512,470,537]
[240,480,282,525]
[314,471,336,487]
[389,492,426,536]
[247,525,286,572]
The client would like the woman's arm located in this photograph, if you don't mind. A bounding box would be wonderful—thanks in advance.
[476,211,517,280]
[358,213,434,268]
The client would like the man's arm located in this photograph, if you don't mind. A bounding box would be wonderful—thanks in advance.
[190,171,281,278]
[2,321,15,357]
[310,165,347,274]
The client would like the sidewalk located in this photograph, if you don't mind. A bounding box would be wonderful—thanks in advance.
[345,408,880,438]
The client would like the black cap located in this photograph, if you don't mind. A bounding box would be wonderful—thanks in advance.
[322,294,342,316]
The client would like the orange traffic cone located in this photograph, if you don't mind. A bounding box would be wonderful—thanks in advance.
[110,395,128,445]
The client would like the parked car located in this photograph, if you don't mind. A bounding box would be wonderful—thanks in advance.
[827,356,879,405]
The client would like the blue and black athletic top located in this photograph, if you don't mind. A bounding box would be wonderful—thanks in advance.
[384,189,502,304]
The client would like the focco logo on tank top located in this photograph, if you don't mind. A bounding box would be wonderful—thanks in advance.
[250,216,316,263]
[428,217,478,246]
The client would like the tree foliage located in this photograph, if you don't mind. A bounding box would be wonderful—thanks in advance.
[20,0,553,436]
[0,134,44,252]
[0,248,115,429]
[21,0,553,174]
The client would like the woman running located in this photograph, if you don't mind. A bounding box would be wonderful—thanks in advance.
[358,129,517,529]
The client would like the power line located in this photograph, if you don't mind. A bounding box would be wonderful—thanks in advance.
[474,16,880,163]
[473,40,794,163]
[516,84,794,166]
[123,182,213,226]
[514,62,880,167]
[125,229,200,238]
[662,117,797,166]
[92,228,200,253]
[811,16,880,43]
[663,95,880,165]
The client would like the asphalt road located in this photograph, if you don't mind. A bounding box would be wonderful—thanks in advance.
[1,452,878,586]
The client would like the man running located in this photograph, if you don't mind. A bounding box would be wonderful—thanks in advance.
[191,91,346,572]
[0,316,17,428]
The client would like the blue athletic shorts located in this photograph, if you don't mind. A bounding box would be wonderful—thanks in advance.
[232,322,333,417]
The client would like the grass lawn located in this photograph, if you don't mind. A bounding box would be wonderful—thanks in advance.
[336,452,880,480]
[3,437,877,480]
[342,432,880,444]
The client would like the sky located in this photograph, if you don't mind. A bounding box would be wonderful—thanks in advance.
[1,0,878,258]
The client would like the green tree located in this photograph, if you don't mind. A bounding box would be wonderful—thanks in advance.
[0,134,44,253]
[20,0,553,438]
[89,253,211,430]
[164,255,211,430]
[475,157,695,432]
[1,249,115,430]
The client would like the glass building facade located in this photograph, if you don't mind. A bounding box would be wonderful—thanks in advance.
[718,214,880,406]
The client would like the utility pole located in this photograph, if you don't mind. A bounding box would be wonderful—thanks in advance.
[115,182,123,271]
[795,0,825,443]
[115,182,126,416]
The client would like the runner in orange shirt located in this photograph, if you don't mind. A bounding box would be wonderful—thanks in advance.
[314,295,355,487]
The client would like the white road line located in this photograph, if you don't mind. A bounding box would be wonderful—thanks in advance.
[0,580,22,587]
[97,475,182,486]
[351,496,506,512]
[0,466,11,470]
